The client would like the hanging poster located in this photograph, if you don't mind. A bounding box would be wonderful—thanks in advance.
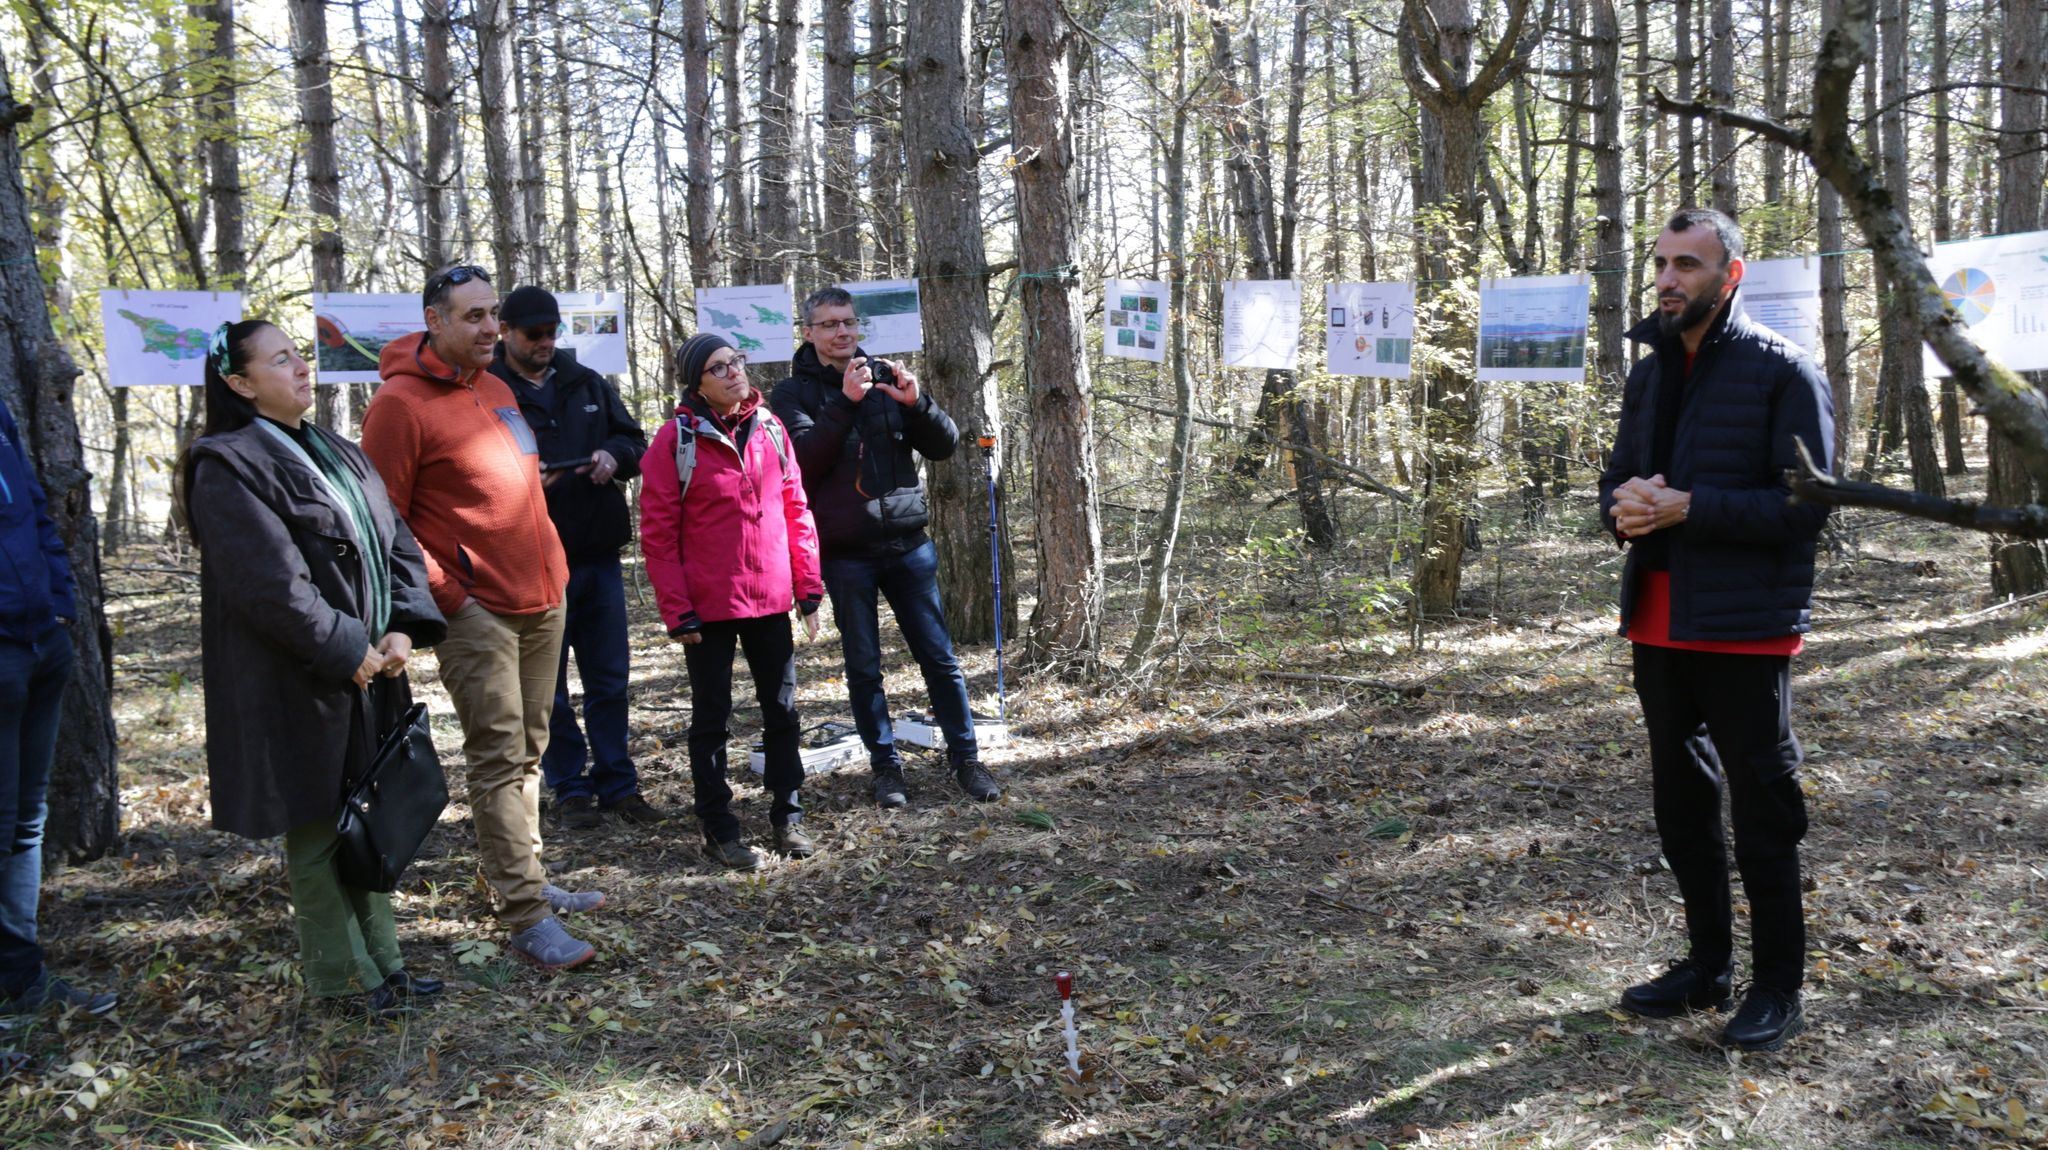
[694,285,797,363]
[1221,280,1302,370]
[552,290,628,374]
[839,278,924,355]
[1737,257,1822,357]
[1325,281,1414,378]
[311,293,422,384]
[1103,278,1168,363]
[98,290,244,387]
[1923,229,2048,376]
[1475,274,1590,382]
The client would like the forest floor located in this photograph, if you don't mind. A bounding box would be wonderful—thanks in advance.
[4,469,2047,1150]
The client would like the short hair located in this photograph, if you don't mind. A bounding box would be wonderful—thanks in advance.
[423,263,492,312]
[1664,208,1743,265]
[800,286,855,325]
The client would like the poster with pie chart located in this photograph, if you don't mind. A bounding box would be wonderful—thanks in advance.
[1923,229,2048,376]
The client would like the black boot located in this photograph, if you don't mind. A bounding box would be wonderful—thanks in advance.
[1722,987,1804,1051]
[1619,957,1732,1018]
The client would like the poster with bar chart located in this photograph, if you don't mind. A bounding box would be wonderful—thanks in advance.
[1922,229,2048,376]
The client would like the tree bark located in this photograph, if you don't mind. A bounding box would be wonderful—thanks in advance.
[1931,0,1968,475]
[1707,0,1735,212]
[1007,0,1103,670]
[288,0,346,429]
[1992,0,2048,592]
[551,0,580,287]
[1589,0,1627,398]
[421,0,456,269]
[903,0,1002,644]
[196,0,245,286]
[1876,0,1943,497]
[1675,0,1697,204]
[0,50,121,861]
[869,0,905,275]
[720,0,752,283]
[821,0,860,279]
[474,0,525,282]
[755,0,804,282]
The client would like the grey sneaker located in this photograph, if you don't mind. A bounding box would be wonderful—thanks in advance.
[1,974,117,1020]
[953,760,1001,802]
[873,767,909,809]
[543,884,607,914]
[508,917,597,972]
[705,838,764,871]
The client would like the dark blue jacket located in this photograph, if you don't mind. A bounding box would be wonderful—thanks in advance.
[770,342,960,561]
[0,396,75,645]
[1598,301,1835,641]
[489,344,646,564]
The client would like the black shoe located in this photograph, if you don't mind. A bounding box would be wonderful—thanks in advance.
[773,822,817,859]
[873,768,909,809]
[381,969,445,999]
[953,760,1001,802]
[1619,957,1732,1018]
[318,983,408,1021]
[705,838,764,871]
[1722,987,1804,1051]
[603,794,669,826]
[0,974,117,1020]
[553,794,603,831]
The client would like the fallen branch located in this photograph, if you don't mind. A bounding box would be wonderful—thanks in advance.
[1786,440,2048,539]
[1256,670,1427,697]
[1950,589,2048,624]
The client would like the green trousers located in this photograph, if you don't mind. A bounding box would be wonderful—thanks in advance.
[284,818,402,998]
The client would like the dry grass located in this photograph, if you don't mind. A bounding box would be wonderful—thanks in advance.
[4,475,2046,1149]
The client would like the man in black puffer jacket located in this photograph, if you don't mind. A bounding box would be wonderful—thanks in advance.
[1599,209,1834,1053]
[491,286,662,831]
[770,286,1000,808]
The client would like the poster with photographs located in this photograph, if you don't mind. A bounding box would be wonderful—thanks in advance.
[695,285,797,363]
[1475,274,1590,382]
[311,293,421,384]
[99,289,244,387]
[1221,280,1302,370]
[839,278,924,355]
[554,291,627,374]
[1737,257,1822,357]
[1325,281,1414,378]
[1103,278,1168,363]
[1922,229,2048,376]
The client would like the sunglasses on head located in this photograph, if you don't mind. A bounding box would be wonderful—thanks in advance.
[424,264,491,300]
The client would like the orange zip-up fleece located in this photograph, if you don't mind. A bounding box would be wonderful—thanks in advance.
[360,331,567,618]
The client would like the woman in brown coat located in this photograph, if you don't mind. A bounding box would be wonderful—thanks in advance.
[182,319,446,1017]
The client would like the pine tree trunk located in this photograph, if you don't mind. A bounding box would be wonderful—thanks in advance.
[1008,0,1103,671]
[869,0,904,275]
[289,0,346,428]
[1708,0,1735,212]
[754,0,803,282]
[1931,0,1968,475]
[197,1,244,285]
[421,0,455,269]
[1992,0,2047,593]
[821,0,860,280]
[474,0,524,282]
[551,0,580,287]
[720,0,752,282]
[1590,0,1627,398]
[1877,0,1943,496]
[682,0,714,287]
[903,0,1001,644]
[516,30,549,281]
[0,50,121,860]
[1675,0,1697,204]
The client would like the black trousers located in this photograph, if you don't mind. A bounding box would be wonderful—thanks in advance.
[1632,644,1810,993]
[685,614,803,843]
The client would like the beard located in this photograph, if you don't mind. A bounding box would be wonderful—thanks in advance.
[1655,274,1728,336]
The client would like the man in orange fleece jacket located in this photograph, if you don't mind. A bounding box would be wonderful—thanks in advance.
[360,265,602,973]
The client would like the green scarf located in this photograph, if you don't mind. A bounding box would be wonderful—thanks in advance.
[258,421,392,639]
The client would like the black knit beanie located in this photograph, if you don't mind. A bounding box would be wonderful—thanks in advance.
[676,332,734,393]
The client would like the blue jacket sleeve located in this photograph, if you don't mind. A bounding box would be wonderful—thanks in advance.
[1,401,76,621]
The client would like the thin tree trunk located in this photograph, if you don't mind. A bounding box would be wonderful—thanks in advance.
[0,46,121,860]
[516,24,549,281]
[720,0,752,281]
[1878,0,1942,496]
[289,0,346,428]
[552,0,580,287]
[474,0,524,281]
[1932,0,1967,475]
[869,0,904,275]
[822,0,860,279]
[683,0,715,287]
[755,0,803,282]
[393,0,427,266]
[421,0,455,269]
[1675,0,1697,204]
[1590,0,1627,398]
[1008,0,1103,670]
[903,0,1001,643]
[1707,0,1735,212]
[196,1,245,286]
[1992,0,2048,593]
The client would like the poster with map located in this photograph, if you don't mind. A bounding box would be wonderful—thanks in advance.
[695,285,796,363]
[1325,281,1414,378]
[554,291,628,374]
[1475,274,1590,382]
[1221,280,1302,370]
[99,290,244,387]
[1103,278,1168,363]
[312,293,420,384]
[1737,257,1822,357]
[840,279,924,355]
[1922,230,2048,376]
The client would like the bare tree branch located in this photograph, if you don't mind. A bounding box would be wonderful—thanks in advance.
[1788,440,2048,538]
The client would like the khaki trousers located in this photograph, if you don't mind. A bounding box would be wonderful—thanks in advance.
[436,601,565,931]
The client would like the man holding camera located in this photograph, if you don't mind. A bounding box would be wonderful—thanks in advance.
[770,287,999,808]
[488,286,662,832]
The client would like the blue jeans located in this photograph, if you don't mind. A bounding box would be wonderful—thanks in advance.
[543,555,640,805]
[0,627,71,997]
[822,539,978,769]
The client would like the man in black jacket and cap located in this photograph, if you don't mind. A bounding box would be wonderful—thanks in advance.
[1599,208,1834,1052]
[492,286,663,830]
[770,286,1000,808]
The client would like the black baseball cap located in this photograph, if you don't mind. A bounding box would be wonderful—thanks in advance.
[501,286,561,330]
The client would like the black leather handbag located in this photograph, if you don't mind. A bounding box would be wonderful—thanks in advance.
[334,699,448,892]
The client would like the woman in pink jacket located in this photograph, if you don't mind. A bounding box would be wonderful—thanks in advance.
[641,334,824,869]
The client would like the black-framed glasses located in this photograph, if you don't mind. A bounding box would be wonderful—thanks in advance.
[518,326,558,341]
[806,317,861,332]
[705,354,748,379]
[424,264,491,302]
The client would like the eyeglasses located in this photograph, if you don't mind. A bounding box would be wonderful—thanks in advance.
[519,326,557,342]
[424,264,491,302]
[705,355,748,379]
[806,317,861,332]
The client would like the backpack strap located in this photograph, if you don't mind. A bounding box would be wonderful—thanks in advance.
[672,414,699,502]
